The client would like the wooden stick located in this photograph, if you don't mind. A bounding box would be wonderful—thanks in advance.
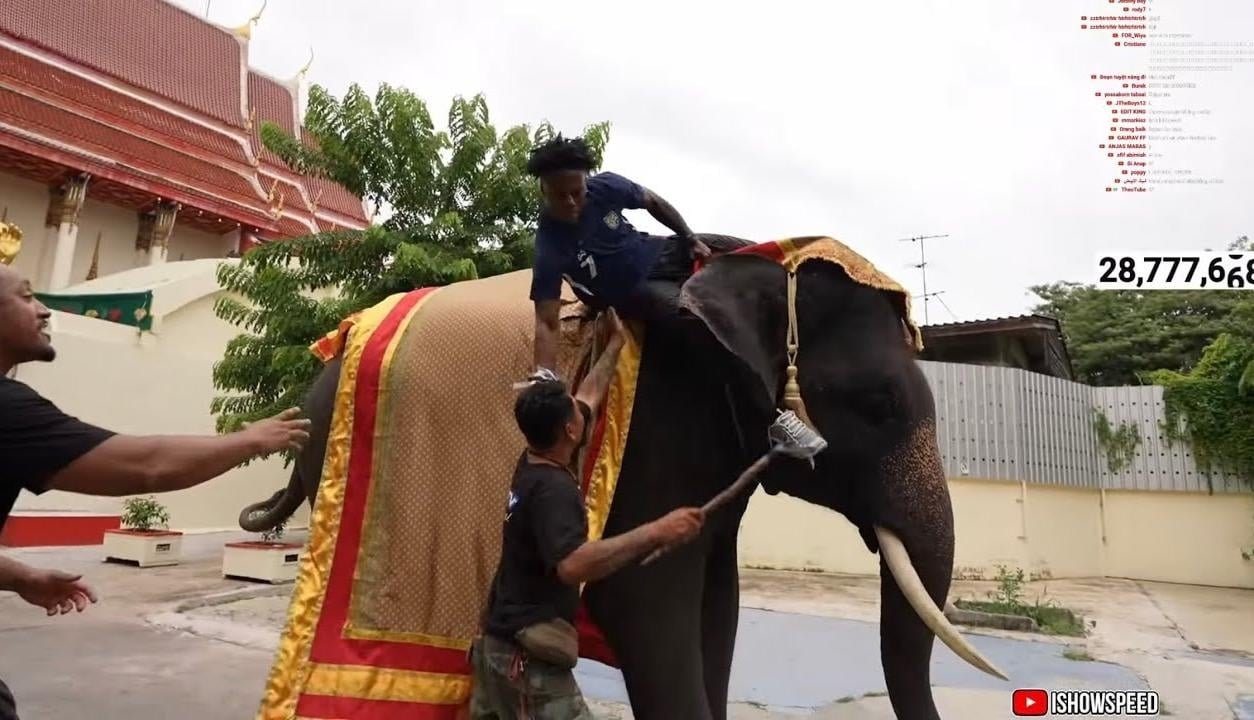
[640,450,778,566]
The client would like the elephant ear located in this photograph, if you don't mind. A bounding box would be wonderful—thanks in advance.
[680,253,789,412]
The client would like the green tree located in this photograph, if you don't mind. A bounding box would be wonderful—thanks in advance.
[1029,283,1245,386]
[1029,235,1253,387]
[209,83,609,447]
[1150,329,1254,487]
[1031,235,1253,488]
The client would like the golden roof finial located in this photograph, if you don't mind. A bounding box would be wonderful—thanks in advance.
[0,209,21,266]
[297,48,315,81]
[265,177,279,204]
[232,0,267,40]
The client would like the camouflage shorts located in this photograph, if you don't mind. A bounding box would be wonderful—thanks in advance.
[468,634,593,720]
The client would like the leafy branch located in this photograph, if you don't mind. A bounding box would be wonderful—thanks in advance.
[210,84,610,459]
[1091,409,1141,473]
[1150,333,1254,489]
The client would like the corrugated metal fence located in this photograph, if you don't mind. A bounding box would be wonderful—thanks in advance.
[917,360,1250,494]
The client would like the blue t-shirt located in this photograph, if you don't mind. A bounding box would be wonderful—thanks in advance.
[529,172,664,308]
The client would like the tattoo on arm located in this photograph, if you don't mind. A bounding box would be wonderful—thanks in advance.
[574,334,625,416]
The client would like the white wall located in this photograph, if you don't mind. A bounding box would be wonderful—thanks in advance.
[0,169,237,290]
[0,170,51,283]
[737,479,1254,589]
[167,222,237,264]
[12,297,310,533]
[67,195,139,283]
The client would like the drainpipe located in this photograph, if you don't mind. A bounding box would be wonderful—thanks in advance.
[1099,488,1108,545]
[1017,479,1028,541]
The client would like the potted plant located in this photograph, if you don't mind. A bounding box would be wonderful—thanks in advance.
[101,496,183,567]
[222,518,303,584]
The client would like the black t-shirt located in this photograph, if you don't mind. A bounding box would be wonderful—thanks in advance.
[483,404,592,640]
[0,376,116,530]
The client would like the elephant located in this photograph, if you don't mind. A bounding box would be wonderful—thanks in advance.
[238,234,1004,720]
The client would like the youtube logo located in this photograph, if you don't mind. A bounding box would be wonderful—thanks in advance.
[1013,688,1048,716]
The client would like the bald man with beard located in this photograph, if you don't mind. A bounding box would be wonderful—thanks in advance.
[0,264,311,720]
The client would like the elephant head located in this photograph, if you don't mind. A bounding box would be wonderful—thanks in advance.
[680,248,1006,718]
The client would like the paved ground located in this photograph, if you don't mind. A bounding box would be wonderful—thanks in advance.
[2,531,1253,719]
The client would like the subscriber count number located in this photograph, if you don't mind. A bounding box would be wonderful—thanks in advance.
[1013,689,1160,716]
[1095,252,1254,290]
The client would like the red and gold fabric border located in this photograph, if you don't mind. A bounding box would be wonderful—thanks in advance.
[258,287,458,720]
[573,323,644,668]
[310,310,366,363]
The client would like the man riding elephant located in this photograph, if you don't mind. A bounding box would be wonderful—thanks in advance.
[525,135,713,376]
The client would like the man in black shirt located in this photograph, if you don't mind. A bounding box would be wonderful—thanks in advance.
[470,310,705,719]
[0,264,312,720]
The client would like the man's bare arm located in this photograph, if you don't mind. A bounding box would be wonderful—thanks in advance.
[556,523,659,586]
[642,188,709,257]
[46,409,310,497]
[573,314,626,418]
[556,507,703,586]
[642,188,693,238]
[534,299,561,372]
[0,554,34,592]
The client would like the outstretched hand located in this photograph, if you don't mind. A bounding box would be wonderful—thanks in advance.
[15,567,98,616]
[241,407,312,455]
[650,507,705,548]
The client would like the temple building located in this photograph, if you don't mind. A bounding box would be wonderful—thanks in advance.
[0,0,369,292]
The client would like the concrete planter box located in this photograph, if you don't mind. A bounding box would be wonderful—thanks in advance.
[102,529,183,567]
[222,541,303,584]
[946,602,1038,632]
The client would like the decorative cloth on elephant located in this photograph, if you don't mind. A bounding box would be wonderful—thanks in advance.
[257,269,640,720]
[695,235,924,352]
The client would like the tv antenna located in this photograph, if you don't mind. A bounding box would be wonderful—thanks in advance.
[898,233,949,325]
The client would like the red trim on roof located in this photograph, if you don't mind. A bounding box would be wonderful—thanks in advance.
[0,0,245,127]
[248,70,297,169]
[0,86,266,210]
[0,123,278,231]
[306,175,368,222]
[0,47,250,167]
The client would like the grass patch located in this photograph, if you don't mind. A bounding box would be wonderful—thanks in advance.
[1062,647,1094,662]
[955,599,1086,637]
[835,691,888,705]
[953,565,1086,637]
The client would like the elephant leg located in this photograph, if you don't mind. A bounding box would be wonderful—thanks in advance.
[607,605,712,720]
[700,542,740,720]
[587,550,713,720]
[878,520,953,720]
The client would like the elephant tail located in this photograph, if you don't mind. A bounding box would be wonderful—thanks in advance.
[238,465,305,533]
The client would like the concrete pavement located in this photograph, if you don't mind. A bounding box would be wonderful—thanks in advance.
[2,532,1253,719]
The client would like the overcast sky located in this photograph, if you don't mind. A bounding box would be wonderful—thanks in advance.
[179,0,1253,325]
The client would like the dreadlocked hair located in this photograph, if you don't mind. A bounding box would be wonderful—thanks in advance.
[526,135,596,177]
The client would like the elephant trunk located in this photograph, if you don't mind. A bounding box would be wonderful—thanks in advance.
[238,466,304,533]
[876,526,1007,681]
[872,417,1007,719]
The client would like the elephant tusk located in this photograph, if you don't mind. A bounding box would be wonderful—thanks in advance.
[874,525,1009,681]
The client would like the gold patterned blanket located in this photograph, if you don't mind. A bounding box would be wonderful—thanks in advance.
[258,269,639,720]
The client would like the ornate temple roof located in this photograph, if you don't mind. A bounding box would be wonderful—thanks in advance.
[0,0,369,240]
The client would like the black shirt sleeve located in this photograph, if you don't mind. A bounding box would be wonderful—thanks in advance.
[529,473,589,574]
[0,378,116,494]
